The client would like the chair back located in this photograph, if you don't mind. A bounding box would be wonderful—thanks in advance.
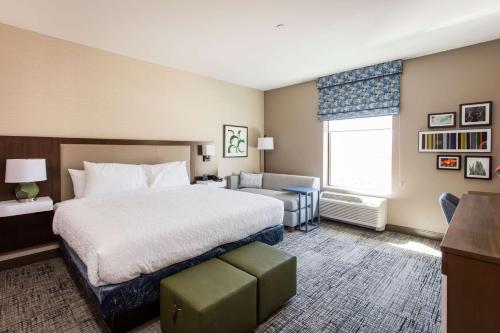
[439,192,460,224]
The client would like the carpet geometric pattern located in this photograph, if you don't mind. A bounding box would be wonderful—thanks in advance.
[0,222,441,333]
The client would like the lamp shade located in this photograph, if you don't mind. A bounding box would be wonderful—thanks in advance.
[5,159,47,183]
[202,144,216,156]
[258,137,274,150]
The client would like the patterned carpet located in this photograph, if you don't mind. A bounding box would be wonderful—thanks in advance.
[0,222,442,333]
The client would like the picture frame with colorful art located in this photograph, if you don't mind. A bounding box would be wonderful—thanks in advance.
[437,155,461,170]
[428,112,456,129]
[464,156,492,180]
[223,125,248,158]
[418,128,491,153]
[459,101,492,127]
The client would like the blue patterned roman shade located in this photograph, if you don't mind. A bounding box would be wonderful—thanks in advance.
[316,60,402,121]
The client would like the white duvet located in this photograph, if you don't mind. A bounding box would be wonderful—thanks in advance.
[53,185,284,287]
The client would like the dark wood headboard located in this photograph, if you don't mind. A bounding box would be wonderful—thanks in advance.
[0,136,215,202]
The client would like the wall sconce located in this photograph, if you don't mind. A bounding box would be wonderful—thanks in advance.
[200,144,216,162]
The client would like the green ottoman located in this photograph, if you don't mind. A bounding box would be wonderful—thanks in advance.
[220,241,297,323]
[160,258,257,333]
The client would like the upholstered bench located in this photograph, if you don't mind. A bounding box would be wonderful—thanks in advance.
[160,258,257,333]
[220,241,297,322]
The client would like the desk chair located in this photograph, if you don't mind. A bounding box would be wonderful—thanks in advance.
[439,192,460,224]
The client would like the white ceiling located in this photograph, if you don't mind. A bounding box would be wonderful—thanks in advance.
[1,0,500,90]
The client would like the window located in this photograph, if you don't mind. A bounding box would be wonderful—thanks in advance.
[328,116,392,194]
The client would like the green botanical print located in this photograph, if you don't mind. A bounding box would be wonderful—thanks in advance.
[227,129,246,154]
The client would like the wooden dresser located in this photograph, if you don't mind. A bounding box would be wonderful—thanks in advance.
[440,193,500,333]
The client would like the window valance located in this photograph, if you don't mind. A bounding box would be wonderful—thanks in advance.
[316,60,402,121]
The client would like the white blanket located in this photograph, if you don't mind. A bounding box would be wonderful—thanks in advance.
[53,185,284,286]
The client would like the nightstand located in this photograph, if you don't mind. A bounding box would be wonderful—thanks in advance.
[195,179,227,188]
[0,197,57,269]
[0,196,53,218]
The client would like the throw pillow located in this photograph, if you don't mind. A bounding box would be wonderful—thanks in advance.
[239,172,263,188]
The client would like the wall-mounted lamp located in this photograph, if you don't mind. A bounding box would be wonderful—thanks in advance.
[201,144,216,162]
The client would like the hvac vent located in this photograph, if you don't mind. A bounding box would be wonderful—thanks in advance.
[320,192,387,231]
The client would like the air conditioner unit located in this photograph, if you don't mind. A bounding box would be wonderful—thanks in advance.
[320,192,387,231]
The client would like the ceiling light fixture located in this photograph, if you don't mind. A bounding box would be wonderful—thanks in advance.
[275,23,285,29]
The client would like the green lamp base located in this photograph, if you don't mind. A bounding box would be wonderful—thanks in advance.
[15,182,40,202]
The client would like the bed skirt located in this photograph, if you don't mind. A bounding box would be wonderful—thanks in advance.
[60,224,284,318]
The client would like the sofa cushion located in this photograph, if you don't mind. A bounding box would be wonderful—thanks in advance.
[239,172,263,189]
[274,193,308,211]
[237,187,284,196]
[237,188,306,211]
[263,173,320,192]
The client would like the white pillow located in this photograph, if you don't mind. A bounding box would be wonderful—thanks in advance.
[141,161,190,189]
[68,169,86,199]
[83,161,148,197]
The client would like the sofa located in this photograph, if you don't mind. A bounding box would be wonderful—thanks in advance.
[227,173,320,229]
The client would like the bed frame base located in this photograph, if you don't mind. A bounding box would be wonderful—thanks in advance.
[104,301,159,333]
[61,224,284,332]
[63,247,160,333]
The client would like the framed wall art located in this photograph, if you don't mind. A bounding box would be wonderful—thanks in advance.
[459,101,492,127]
[464,156,492,180]
[428,112,456,128]
[437,155,461,170]
[418,128,491,153]
[223,125,248,158]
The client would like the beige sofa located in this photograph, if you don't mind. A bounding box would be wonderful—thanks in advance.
[227,173,320,228]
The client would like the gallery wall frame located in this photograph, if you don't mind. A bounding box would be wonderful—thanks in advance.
[437,155,461,170]
[459,101,492,127]
[428,112,456,129]
[418,128,491,153]
[464,156,492,180]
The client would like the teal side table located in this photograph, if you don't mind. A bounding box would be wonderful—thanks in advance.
[282,186,320,233]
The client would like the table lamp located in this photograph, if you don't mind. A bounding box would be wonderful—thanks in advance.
[5,159,47,202]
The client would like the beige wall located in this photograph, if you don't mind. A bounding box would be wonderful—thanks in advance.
[0,23,264,177]
[265,39,500,234]
[2,22,499,234]
[264,81,323,178]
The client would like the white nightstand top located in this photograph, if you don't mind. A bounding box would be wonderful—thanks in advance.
[195,179,227,188]
[0,196,53,218]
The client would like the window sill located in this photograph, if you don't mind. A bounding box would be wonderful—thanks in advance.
[322,185,392,199]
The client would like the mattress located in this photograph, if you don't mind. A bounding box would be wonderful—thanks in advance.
[53,185,284,286]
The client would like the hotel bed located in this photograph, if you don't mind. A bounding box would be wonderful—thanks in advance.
[34,140,284,332]
[0,137,285,331]
[55,185,284,331]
